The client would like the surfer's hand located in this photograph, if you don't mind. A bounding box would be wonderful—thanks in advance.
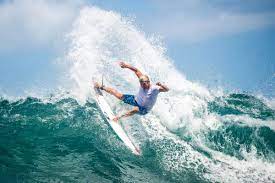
[119,61,127,68]
[156,82,169,92]
[156,82,162,86]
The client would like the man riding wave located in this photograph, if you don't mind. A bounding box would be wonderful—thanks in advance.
[94,61,169,122]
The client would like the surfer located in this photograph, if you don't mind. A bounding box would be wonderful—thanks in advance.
[94,61,169,122]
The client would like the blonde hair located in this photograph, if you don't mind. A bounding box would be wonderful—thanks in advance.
[139,75,150,82]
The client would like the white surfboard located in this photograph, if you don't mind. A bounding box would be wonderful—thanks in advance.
[94,86,141,155]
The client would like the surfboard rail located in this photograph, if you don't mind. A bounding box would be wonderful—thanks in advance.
[94,86,141,155]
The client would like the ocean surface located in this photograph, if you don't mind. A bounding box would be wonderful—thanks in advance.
[0,94,274,183]
[1,6,275,183]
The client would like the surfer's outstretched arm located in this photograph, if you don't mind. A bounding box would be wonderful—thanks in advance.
[113,106,139,122]
[119,61,143,79]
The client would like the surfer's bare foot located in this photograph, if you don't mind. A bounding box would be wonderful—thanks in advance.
[94,82,104,90]
[113,116,119,122]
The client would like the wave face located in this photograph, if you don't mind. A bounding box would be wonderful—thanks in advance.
[0,95,274,182]
[1,6,275,183]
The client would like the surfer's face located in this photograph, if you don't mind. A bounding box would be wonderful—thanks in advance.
[140,79,150,89]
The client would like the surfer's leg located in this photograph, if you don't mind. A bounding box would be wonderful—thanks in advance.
[94,82,123,100]
[102,86,123,100]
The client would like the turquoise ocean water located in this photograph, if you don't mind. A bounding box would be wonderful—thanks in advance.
[0,94,274,182]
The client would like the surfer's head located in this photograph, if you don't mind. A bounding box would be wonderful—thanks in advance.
[139,75,150,89]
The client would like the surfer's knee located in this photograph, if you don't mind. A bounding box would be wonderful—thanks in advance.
[137,106,148,115]
[113,91,123,100]
[112,91,123,100]
[117,93,124,100]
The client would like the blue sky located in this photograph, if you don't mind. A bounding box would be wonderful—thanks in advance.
[0,0,274,97]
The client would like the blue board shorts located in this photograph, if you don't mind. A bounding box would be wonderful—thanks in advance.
[122,94,148,115]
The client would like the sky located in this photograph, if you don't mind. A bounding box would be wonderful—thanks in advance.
[0,0,274,97]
